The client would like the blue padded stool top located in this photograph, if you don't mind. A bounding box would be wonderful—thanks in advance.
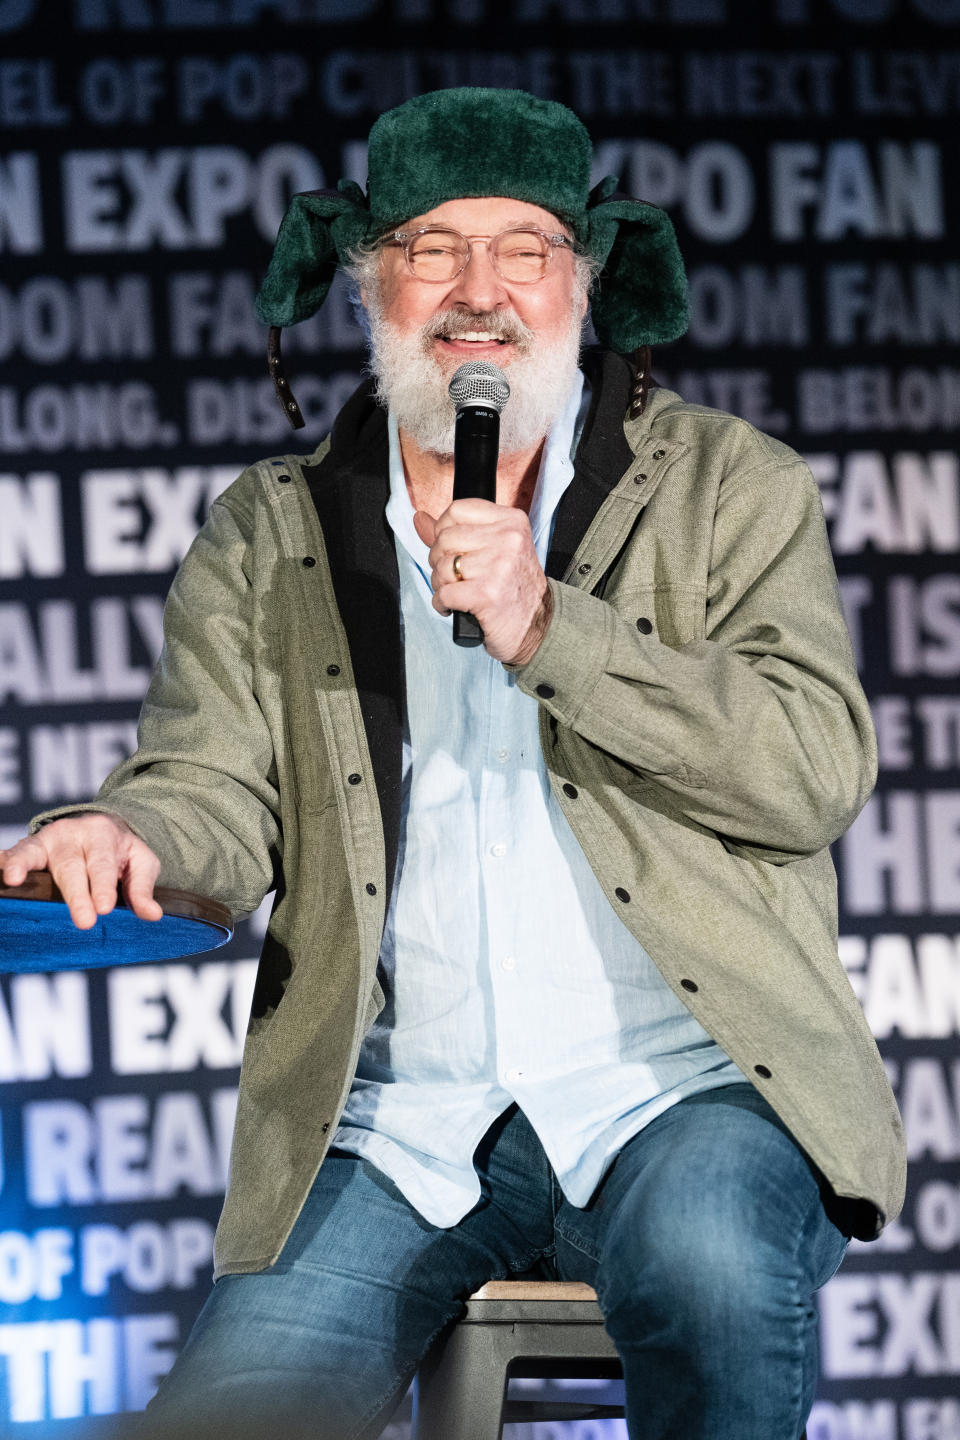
[0,872,233,972]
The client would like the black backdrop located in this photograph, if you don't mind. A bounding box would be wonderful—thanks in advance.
[1,2,959,1436]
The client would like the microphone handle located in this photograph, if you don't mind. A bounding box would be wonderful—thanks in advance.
[452,404,500,648]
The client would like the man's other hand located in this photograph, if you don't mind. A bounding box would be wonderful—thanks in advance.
[414,499,554,665]
[0,816,163,930]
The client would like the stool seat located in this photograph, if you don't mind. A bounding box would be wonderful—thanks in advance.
[469,1279,598,1301]
[0,870,232,971]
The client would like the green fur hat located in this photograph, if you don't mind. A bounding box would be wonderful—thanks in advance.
[255,87,688,357]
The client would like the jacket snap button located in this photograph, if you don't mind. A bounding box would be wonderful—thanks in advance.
[578,563,592,575]
[327,664,340,676]
[562,783,578,799]
[633,472,647,484]
[615,887,631,903]
[365,882,377,896]
[348,773,362,785]
[636,617,653,634]
[536,684,555,700]
[278,473,291,484]
[653,448,666,460]
[681,978,698,993]
[302,556,316,567]
[754,1064,772,1079]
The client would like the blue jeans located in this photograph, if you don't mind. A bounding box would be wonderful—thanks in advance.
[140,1085,848,1440]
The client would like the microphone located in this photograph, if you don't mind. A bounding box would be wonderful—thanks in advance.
[447,360,510,648]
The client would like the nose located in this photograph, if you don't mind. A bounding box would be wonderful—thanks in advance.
[447,241,509,312]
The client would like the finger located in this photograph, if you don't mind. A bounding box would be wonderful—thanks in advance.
[121,845,163,922]
[430,515,503,554]
[413,510,437,547]
[432,551,469,589]
[47,851,99,930]
[431,541,522,597]
[441,498,502,524]
[83,837,124,916]
[0,835,53,886]
[429,516,529,567]
[430,555,474,599]
[427,533,493,583]
[433,578,481,616]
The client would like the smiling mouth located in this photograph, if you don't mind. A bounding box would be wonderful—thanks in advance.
[436,330,509,344]
[420,308,531,355]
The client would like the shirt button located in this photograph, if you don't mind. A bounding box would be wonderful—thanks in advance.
[490,842,507,857]
[501,955,516,971]
[497,748,510,762]
[504,1067,523,1083]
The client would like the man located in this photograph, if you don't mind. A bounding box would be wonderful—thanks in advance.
[0,90,904,1439]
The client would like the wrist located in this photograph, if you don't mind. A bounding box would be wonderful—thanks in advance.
[509,582,554,667]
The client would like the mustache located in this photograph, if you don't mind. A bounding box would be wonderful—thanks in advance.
[416,308,535,351]
[365,291,583,458]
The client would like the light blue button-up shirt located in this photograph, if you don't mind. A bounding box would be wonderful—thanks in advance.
[334,373,743,1227]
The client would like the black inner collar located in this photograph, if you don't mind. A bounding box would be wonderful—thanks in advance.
[545,347,636,581]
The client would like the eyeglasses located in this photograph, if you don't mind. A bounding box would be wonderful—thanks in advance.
[386,226,573,284]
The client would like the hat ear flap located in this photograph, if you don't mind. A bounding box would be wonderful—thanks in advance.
[255,187,370,328]
[586,197,689,353]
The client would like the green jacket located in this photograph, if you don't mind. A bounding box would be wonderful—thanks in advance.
[34,352,906,1276]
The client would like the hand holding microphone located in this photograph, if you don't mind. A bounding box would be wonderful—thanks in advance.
[411,358,554,666]
[448,360,510,647]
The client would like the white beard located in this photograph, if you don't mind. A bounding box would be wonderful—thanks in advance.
[365,300,584,458]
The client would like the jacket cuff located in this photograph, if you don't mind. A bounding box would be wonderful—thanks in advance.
[512,579,616,724]
[30,801,163,857]
[30,802,127,833]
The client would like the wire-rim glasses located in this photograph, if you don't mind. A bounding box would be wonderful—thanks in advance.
[386,226,573,284]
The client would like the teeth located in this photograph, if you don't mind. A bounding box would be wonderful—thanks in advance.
[441,331,504,342]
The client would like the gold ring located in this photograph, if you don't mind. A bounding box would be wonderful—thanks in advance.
[452,553,465,581]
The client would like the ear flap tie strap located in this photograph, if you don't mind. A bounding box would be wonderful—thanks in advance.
[268,326,305,431]
[629,345,652,419]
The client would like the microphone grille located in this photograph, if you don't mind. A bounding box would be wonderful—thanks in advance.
[448,360,510,413]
